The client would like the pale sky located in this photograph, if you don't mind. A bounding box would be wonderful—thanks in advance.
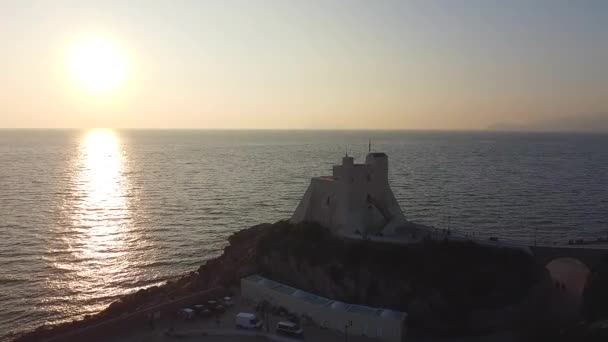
[1,0,607,130]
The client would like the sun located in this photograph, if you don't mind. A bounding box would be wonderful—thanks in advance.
[67,36,129,93]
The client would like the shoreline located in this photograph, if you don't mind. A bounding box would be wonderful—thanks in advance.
[7,222,272,342]
[9,220,550,341]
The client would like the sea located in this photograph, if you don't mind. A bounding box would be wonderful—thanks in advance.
[1,129,607,339]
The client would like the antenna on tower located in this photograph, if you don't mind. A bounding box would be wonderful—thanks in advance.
[368,139,371,153]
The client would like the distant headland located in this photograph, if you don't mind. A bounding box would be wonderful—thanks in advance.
[488,112,608,133]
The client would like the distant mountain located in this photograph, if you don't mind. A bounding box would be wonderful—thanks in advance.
[487,122,527,132]
[488,112,608,133]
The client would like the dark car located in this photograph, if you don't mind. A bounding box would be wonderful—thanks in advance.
[194,304,212,317]
[207,300,225,313]
[223,296,234,307]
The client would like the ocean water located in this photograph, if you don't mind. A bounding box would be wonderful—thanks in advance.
[1,129,607,338]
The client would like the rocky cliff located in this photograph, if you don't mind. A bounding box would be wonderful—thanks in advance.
[253,221,544,336]
[12,220,546,341]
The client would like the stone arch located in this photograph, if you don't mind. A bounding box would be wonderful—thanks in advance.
[545,257,591,313]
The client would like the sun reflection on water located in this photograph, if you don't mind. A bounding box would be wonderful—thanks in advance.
[74,129,129,259]
[44,129,141,322]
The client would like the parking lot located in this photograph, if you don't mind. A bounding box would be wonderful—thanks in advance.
[103,294,387,342]
[98,293,520,342]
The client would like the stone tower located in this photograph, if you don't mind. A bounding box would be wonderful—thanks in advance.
[290,152,406,236]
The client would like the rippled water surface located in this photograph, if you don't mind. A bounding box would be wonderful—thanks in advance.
[1,129,607,338]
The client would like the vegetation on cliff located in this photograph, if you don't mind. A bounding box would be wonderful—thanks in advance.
[13,220,545,341]
[255,221,543,336]
[583,256,608,322]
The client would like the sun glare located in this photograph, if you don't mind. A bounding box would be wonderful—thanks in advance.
[67,37,129,93]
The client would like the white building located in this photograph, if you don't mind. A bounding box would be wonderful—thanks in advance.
[291,152,406,236]
[241,275,407,342]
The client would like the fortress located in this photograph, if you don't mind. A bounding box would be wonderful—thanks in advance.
[291,151,407,237]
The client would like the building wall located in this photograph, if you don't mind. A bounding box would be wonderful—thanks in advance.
[291,178,339,231]
[364,153,405,235]
[313,308,404,341]
[291,153,406,236]
[290,184,314,224]
[241,279,405,342]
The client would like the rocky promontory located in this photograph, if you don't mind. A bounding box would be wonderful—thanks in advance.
[12,221,549,341]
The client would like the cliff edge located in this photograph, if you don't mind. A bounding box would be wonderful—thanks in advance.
[11,221,546,341]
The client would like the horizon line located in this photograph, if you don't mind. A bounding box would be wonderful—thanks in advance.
[1,127,608,134]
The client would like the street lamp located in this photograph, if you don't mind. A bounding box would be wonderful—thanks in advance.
[259,300,270,333]
[344,320,352,342]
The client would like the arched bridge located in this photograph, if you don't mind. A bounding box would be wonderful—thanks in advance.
[530,245,608,312]
[532,245,608,270]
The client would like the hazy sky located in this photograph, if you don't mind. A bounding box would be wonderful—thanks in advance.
[1,0,606,129]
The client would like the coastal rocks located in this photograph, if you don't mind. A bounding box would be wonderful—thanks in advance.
[253,221,543,336]
[193,223,271,289]
[13,220,543,341]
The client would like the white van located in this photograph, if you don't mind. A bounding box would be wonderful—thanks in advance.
[235,312,262,329]
[276,321,303,337]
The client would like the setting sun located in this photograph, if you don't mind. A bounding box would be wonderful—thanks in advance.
[67,36,128,93]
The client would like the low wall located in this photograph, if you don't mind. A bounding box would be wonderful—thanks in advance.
[41,287,228,342]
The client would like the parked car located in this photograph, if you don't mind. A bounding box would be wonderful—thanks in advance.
[177,308,195,320]
[194,304,212,317]
[207,300,225,313]
[223,296,234,306]
[235,312,262,329]
[276,321,303,337]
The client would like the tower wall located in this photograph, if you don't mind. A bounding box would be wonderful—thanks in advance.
[291,152,406,236]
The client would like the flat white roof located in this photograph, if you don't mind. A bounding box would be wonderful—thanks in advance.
[242,275,407,320]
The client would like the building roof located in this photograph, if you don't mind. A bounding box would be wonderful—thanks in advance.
[380,309,407,320]
[242,275,407,321]
[259,278,281,288]
[347,304,379,316]
[244,274,265,283]
[274,284,297,295]
[292,289,332,305]
[329,301,349,310]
